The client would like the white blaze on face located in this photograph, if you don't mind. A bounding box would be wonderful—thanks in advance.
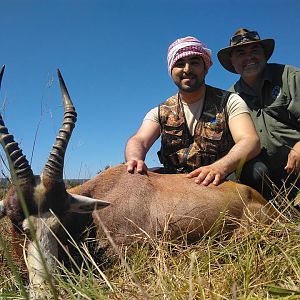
[23,213,60,299]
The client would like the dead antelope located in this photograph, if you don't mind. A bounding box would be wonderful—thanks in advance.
[0,65,279,298]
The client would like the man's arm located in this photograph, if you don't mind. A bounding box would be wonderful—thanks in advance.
[187,112,260,185]
[125,119,161,173]
[284,66,300,175]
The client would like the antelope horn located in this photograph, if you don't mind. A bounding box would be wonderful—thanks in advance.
[43,69,77,182]
[0,65,34,185]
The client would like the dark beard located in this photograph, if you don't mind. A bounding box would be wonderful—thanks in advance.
[175,77,205,93]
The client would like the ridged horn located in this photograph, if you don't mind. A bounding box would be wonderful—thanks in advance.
[43,69,77,182]
[0,65,34,184]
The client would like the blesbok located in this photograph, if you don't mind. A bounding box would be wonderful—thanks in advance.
[0,65,280,298]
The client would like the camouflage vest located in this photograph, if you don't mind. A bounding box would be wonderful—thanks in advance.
[158,85,234,173]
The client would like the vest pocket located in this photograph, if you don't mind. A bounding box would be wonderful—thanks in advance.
[162,124,185,146]
[201,122,224,141]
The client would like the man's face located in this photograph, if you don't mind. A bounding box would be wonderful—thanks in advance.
[230,44,266,78]
[171,56,206,93]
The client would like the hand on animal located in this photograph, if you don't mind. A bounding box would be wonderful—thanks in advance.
[285,141,300,174]
[186,162,226,186]
[126,159,148,174]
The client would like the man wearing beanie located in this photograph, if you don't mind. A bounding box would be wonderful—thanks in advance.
[125,36,260,186]
[218,28,300,200]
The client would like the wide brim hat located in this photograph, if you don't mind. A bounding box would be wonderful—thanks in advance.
[217,28,275,73]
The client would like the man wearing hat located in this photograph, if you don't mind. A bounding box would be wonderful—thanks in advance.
[125,36,260,186]
[218,28,300,200]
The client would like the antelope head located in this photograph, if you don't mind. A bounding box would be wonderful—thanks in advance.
[0,66,109,296]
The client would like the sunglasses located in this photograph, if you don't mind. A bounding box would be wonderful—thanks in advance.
[230,31,260,46]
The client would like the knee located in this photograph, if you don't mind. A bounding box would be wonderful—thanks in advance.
[240,159,270,187]
[251,161,269,182]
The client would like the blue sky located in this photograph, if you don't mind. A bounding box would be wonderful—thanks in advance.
[1,0,299,179]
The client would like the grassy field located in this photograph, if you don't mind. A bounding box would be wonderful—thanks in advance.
[0,185,300,299]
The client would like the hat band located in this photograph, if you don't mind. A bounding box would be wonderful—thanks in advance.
[230,31,260,46]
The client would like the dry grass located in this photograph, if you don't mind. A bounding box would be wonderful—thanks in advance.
[0,185,300,299]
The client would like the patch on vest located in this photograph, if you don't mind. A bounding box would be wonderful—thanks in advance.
[271,85,281,100]
[201,112,225,141]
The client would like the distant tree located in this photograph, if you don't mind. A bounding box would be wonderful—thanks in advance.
[97,162,125,174]
[97,165,111,174]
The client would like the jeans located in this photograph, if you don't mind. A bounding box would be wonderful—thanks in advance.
[240,157,300,201]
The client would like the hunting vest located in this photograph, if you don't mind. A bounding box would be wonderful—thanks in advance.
[158,85,234,173]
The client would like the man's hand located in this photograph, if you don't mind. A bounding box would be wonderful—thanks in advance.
[125,120,161,175]
[186,110,260,186]
[186,162,227,186]
[285,141,300,174]
[126,159,148,174]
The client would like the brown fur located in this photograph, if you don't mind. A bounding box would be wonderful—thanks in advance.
[0,163,281,294]
[1,164,279,270]
[69,164,279,244]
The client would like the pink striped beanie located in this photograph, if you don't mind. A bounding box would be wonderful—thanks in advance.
[167,36,213,75]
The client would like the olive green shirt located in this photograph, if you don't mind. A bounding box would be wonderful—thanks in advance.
[230,63,300,171]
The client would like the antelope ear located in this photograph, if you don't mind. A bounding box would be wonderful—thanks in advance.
[0,200,5,218]
[67,193,110,214]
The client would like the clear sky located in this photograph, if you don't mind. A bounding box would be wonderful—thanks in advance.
[1,0,299,179]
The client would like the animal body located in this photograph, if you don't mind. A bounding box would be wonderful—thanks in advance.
[0,65,280,299]
[71,164,277,244]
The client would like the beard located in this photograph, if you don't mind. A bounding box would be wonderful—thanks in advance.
[241,60,266,78]
[173,73,205,93]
